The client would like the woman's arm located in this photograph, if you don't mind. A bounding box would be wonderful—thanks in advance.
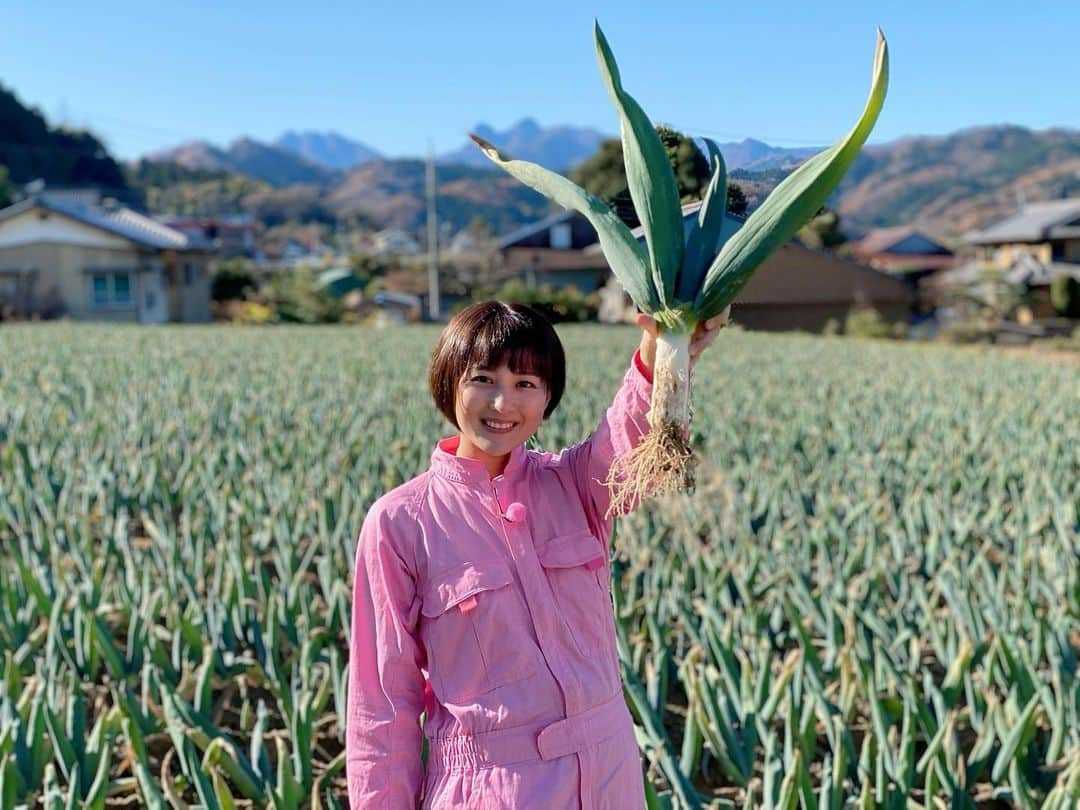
[561,309,731,535]
[346,503,426,809]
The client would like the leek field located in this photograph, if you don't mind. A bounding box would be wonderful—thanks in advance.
[1,323,1078,809]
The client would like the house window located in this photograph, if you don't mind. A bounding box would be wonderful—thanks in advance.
[113,274,131,303]
[89,272,133,307]
[92,276,110,305]
[184,263,194,286]
[550,223,572,249]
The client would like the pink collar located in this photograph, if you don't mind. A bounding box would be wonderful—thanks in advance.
[430,435,527,485]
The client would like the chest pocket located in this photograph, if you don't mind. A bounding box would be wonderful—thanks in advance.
[420,561,537,703]
[537,530,612,658]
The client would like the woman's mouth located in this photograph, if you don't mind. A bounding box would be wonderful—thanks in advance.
[481,418,517,434]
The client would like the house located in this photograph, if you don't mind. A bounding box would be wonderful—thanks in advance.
[447,230,487,257]
[316,266,367,299]
[0,191,214,322]
[965,198,1080,267]
[494,211,611,292]
[933,198,1080,317]
[372,229,421,257]
[852,226,957,313]
[164,214,257,258]
[587,203,913,330]
[371,291,422,324]
[728,241,913,331]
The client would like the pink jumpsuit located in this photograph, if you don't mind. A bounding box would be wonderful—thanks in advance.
[346,354,653,808]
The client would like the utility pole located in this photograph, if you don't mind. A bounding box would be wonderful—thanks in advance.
[426,142,440,320]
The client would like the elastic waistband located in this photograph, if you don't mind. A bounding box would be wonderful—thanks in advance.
[427,692,631,772]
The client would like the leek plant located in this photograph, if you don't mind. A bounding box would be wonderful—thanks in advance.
[471,22,889,507]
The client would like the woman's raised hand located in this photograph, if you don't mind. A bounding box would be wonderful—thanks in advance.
[634,305,732,374]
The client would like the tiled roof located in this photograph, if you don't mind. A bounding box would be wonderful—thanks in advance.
[965,198,1080,245]
[495,210,577,250]
[0,195,209,251]
[852,226,916,255]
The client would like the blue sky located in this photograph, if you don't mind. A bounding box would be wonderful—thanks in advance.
[4,2,1077,161]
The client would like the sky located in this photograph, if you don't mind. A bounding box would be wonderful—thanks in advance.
[3,1,1077,162]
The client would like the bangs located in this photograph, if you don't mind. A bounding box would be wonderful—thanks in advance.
[468,335,554,384]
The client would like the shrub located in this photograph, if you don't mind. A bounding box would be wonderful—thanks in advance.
[474,280,599,323]
[234,301,275,324]
[1050,275,1080,318]
[211,263,258,301]
[844,306,894,339]
[260,269,342,324]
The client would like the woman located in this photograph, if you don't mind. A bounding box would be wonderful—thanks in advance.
[347,300,727,808]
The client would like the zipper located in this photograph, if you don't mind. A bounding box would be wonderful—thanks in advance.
[490,480,503,519]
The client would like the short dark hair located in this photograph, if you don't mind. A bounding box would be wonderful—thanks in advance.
[429,301,566,429]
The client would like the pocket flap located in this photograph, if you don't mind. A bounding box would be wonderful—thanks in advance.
[537,530,605,570]
[421,562,513,618]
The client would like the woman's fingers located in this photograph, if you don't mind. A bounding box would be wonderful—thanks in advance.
[634,312,659,337]
[638,306,730,360]
[689,305,732,359]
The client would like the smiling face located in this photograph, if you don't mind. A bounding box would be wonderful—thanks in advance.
[429,302,567,477]
[454,362,550,478]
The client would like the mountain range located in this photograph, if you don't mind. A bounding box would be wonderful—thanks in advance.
[123,118,1080,239]
[147,119,820,179]
[146,138,337,187]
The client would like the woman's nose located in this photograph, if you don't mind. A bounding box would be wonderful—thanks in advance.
[490,386,513,410]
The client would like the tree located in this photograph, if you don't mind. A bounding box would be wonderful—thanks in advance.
[0,84,127,191]
[1050,274,1080,318]
[796,206,846,249]
[0,165,11,208]
[726,184,748,218]
[571,125,747,228]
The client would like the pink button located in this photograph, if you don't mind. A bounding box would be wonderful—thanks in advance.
[458,595,478,613]
[505,502,527,523]
[584,557,604,571]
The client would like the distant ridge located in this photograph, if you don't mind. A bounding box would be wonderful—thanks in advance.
[147,138,336,187]
[833,125,1080,237]
[715,138,820,171]
[439,118,610,170]
[274,131,381,171]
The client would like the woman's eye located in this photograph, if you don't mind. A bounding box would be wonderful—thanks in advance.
[517,380,536,388]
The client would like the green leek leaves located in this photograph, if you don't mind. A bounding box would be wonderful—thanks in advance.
[694,28,889,318]
[472,22,889,325]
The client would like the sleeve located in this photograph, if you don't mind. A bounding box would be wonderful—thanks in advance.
[346,503,427,809]
[560,349,654,535]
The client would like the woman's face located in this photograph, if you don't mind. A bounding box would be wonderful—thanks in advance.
[454,362,550,477]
